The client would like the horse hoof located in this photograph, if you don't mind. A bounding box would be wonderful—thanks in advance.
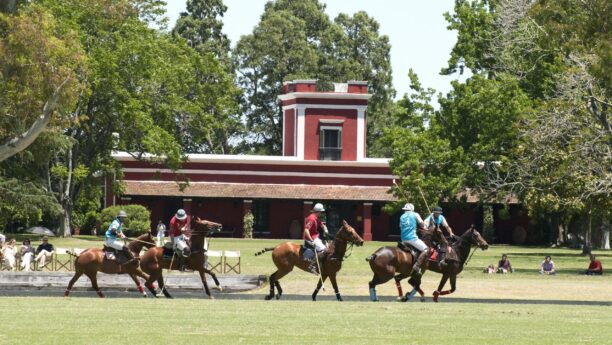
[275,294,281,300]
[264,295,272,300]
[215,286,223,292]
[208,295,214,300]
[420,297,426,302]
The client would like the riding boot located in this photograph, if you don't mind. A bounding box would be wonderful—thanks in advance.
[437,247,446,265]
[307,259,318,274]
[122,247,138,264]
[412,250,429,276]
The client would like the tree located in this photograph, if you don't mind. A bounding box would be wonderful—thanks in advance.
[234,0,394,155]
[173,0,231,66]
[382,71,466,213]
[0,4,84,162]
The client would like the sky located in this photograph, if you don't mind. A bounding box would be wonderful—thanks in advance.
[165,0,467,101]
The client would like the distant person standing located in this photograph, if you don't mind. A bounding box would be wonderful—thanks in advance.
[585,255,603,275]
[156,220,166,247]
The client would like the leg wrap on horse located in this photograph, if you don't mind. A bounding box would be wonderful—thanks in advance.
[369,287,378,301]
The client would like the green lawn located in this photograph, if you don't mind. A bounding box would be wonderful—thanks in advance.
[1,236,610,344]
[0,297,609,345]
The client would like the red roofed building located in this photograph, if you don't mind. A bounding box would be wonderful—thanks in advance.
[106,80,399,240]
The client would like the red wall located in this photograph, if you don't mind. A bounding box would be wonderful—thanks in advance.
[283,108,295,156]
[194,199,243,235]
[304,108,357,161]
[268,201,303,238]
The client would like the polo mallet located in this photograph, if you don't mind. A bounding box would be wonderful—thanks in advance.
[313,249,326,292]
[417,185,432,215]
[392,178,409,202]
[159,251,175,297]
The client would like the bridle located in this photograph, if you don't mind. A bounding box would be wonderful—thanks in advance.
[332,226,362,259]
[453,227,485,266]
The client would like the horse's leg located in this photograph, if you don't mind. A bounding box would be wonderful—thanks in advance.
[144,273,158,297]
[85,272,104,298]
[157,275,172,299]
[438,274,457,296]
[311,274,328,301]
[129,273,147,297]
[433,273,450,303]
[328,274,343,302]
[265,271,277,300]
[202,267,222,292]
[368,274,381,302]
[394,273,410,301]
[198,269,213,299]
[64,270,83,297]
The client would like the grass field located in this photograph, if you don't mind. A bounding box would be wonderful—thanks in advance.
[1,235,610,344]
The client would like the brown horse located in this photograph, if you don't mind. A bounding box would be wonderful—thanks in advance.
[139,217,222,299]
[255,220,364,301]
[367,225,488,302]
[64,232,155,298]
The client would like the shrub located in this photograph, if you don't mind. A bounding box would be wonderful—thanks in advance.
[243,211,254,239]
[98,205,151,237]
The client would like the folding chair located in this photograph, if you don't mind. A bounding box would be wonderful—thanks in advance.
[54,248,72,271]
[36,250,55,271]
[223,250,241,274]
[206,250,223,273]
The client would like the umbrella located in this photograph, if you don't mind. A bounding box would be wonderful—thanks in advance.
[25,226,56,237]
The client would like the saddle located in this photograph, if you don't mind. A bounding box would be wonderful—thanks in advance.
[428,246,456,262]
[103,246,129,264]
[397,242,420,259]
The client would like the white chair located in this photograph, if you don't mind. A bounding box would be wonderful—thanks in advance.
[223,250,241,274]
[206,250,223,273]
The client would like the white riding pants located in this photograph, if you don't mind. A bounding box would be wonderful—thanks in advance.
[104,238,124,251]
[404,239,428,252]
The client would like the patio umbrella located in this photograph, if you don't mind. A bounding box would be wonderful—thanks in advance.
[25,226,56,237]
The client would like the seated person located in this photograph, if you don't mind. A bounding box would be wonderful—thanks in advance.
[483,264,495,274]
[19,239,35,271]
[585,254,603,275]
[35,236,54,270]
[1,238,17,271]
[540,255,556,275]
[497,254,513,273]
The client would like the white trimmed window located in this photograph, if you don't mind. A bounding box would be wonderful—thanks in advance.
[319,125,342,161]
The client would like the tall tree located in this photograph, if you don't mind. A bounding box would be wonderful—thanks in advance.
[234,0,394,155]
[172,0,231,65]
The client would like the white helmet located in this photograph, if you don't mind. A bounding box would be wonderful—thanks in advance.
[175,209,187,221]
[401,203,414,211]
[312,203,325,212]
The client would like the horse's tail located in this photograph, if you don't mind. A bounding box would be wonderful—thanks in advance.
[254,247,275,256]
[365,253,377,262]
[66,250,79,258]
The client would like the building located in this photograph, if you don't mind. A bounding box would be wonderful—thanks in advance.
[106,80,399,240]
[106,80,531,243]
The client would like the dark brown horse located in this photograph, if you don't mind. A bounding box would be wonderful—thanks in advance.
[367,225,488,302]
[64,232,155,298]
[139,217,222,299]
[255,220,364,301]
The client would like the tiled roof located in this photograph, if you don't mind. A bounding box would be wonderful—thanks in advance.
[123,180,396,202]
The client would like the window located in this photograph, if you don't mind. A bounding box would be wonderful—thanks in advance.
[319,126,342,161]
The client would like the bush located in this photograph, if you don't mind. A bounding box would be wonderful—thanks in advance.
[98,205,151,237]
[243,211,254,239]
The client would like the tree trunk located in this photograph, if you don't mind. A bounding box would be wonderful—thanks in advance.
[60,205,72,238]
[0,80,68,162]
[602,219,610,250]
[583,211,592,254]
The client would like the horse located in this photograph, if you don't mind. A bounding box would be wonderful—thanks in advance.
[365,225,447,302]
[367,225,488,302]
[139,217,223,299]
[255,220,364,301]
[64,232,155,298]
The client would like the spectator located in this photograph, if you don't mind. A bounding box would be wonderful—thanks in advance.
[497,254,513,274]
[0,232,5,245]
[2,238,17,271]
[483,264,495,274]
[585,254,603,275]
[540,255,556,275]
[19,239,35,271]
[35,236,54,270]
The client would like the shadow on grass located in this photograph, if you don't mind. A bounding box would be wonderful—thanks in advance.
[2,289,610,306]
